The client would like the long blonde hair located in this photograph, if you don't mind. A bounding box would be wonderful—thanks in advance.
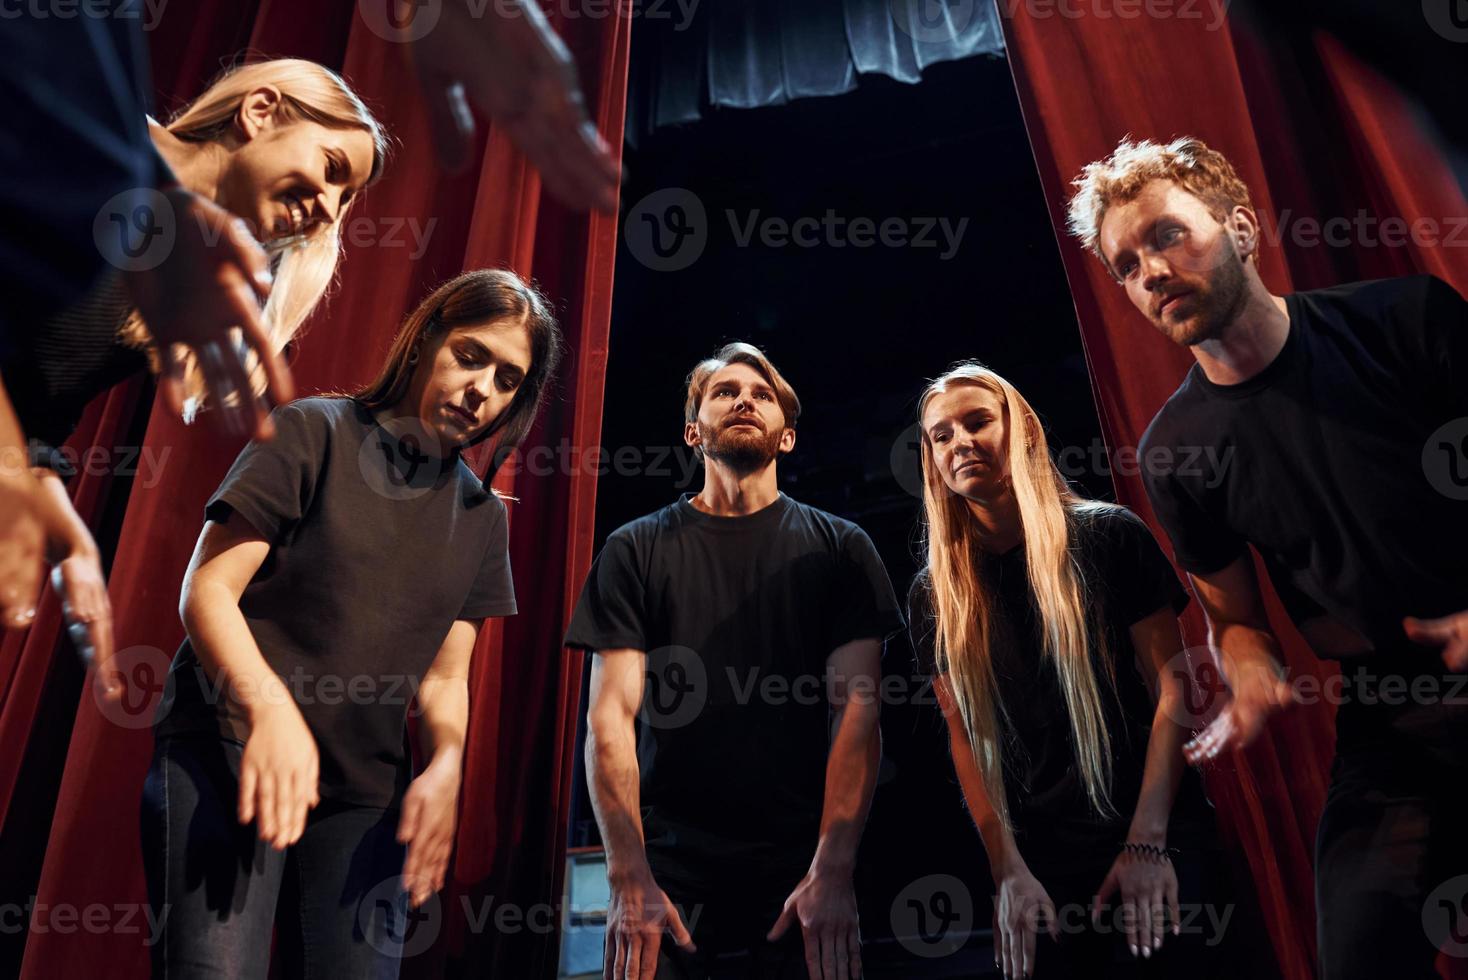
[124,58,390,416]
[917,361,1120,832]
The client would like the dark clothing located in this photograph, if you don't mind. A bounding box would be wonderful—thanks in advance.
[564,493,904,895]
[140,735,407,980]
[1138,275,1468,978]
[156,397,517,807]
[1,270,145,468]
[1031,844,1258,979]
[653,880,807,980]
[1139,275,1468,658]
[909,505,1217,877]
[1315,732,1468,980]
[0,10,170,344]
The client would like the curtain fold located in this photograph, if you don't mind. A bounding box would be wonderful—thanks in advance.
[999,6,1468,980]
[7,3,629,978]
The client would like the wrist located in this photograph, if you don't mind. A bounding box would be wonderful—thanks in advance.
[242,675,296,725]
[424,743,465,777]
[1125,820,1168,849]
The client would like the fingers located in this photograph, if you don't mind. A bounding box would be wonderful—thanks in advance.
[624,930,642,980]
[272,766,293,850]
[767,903,796,942]
[1000,916,1017,980]
[1042,895,1059,941]
[821,925,837,980]
[156,344,187,417]
[196,340,247,439]
[800,921,819,980]
[611,925,627,980]
[221,215,273,304]
[1167,874,1181,938]
[1091,867,1118,925]
[664,899,695,951]
[637,926,661,980]
[238,761,257,825]
[846,926,862,979]
[1129,884,1147,959]
[256,769,276,842]
[1021,914,1036,979]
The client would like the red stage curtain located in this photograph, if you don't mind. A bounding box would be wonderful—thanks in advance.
[998,8,1468,980]
[4,3,628,978]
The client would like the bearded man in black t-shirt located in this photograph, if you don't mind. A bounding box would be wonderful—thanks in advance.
[566,342,903,980]
[1067,136,1468,980]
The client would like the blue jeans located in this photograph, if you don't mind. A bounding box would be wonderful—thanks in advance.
[140,735,410,980]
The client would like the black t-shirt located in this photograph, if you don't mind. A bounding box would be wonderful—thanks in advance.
[156,397,518,807]
[909,505,1216,877]
[564,493,904,888]
[1139,276,1468,660]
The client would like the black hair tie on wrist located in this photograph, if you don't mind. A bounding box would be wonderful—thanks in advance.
[1121,842,1176,862]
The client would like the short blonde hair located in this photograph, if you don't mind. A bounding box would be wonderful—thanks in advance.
[1067,136,1254,267]
[684,342,801,428]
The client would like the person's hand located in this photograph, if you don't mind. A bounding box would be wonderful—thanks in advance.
[123,187,293,441]
[238,698,319,850]
[1092,847,1179,960]
[767,866,862,979]
[53,551,114,676]
[603,867,695,980]
[1405,611,1468,671]
[1182,652,1293,763]
[994,862,1058,980]
[0,472,45,629]
[397,757,462,908]
[407,0,620,211]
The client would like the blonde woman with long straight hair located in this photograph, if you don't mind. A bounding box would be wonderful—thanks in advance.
[0,57,387,682]
[910,362,1258,980]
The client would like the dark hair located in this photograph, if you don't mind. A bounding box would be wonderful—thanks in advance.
[353,269,564,477]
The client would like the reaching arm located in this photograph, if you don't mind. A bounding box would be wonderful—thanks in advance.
[1184,555,1294,761]
[399,618,481,908]
[586,648,694,980]
[179,513,318,849]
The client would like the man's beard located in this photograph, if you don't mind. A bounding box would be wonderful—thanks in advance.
[699,419,783,472]
[1157,243,1249,347]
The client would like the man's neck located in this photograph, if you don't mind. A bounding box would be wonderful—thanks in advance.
[1192,281,1291,386]
[692,460,780,516]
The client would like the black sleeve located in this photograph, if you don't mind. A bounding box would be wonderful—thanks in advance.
[0,17,160,337]
[563,529,649,652]
[1406,275,1468,414]
[1097,507,1191,628]
[1138,424,1248,575]
[204,403,326,542]
[458,498,517,620]
[906,570,941,676]
[827,526,906,651]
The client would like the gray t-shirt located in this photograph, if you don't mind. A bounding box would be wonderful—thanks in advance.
[156,396,517,807]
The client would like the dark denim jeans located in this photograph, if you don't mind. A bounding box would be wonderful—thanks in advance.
[140,735,409,980]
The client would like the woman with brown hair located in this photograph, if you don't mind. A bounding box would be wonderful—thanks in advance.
[910,361,1257,980]
[141,269,562,977]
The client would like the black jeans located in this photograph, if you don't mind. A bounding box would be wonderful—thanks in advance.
[1315,682,1468,980]
[140,735,409,980]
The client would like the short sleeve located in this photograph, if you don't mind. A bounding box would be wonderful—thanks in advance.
[458,500,517,619]
[205,403,325,541]
[1095,507,1191,628]
[906,571,941,676]
[1138,423,1247,575]
[827,526,905,651]
[563,529,649,653]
